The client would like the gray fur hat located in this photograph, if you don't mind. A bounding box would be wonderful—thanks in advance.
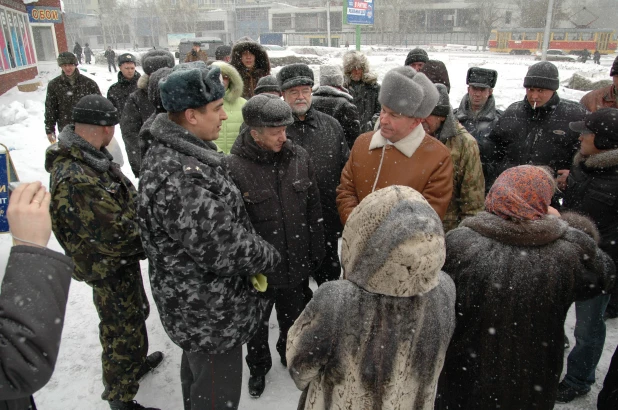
[379,66,440,118]
[320,65,344,87]
[277,63,314,91]
[141,49,175,75]
[159,63,225,113]
[254,75,281,95]
[242,94,294,128]
[431,84,451,117]
[524,61,559,91]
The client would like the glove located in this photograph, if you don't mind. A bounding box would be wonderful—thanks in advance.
[250,273,268,292]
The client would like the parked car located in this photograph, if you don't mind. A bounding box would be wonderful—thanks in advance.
[534,49,577,62]
[262,44,286,51]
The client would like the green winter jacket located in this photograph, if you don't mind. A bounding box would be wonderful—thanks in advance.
[435,117,485,233]
[212,61,246,154]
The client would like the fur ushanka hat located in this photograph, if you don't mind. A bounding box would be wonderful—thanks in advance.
[141,49,175,75]
[379,66,440,118]
[341,185,445,297]
[159,63,225,113]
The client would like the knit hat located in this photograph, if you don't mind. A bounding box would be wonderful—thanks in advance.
[467,67,498,89]
[319,65,344,87]
[610,55,618,76]
[486,165,555,221]
[341,185,445,298]
[57,51,77,66]
[379,66,440,118]
[159,63,225,113]
[141,49,175,75]
[72,95,119,126]
[431,84,451,117]
[148,67,173,111]
[569,108,618,150]
[215,45,232,60]
[523,61,559,91]
[254,75,281,95]
[420,60,451,93]
[277,63,314,91]
[242,94,294,128]
[118,53,136,67]
[404,48,429,66]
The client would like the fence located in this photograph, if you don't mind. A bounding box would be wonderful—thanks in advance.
[277,31,484,47]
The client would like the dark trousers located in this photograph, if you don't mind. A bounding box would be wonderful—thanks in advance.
[108,60,117,72]
[180,346,242,410]
[89,263,150,401]
[246,282,307,377]
[313,231,341,285]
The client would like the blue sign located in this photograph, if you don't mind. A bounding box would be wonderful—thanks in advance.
[346,0,374,26]
[0,144,19,233]
[26,6,63,24]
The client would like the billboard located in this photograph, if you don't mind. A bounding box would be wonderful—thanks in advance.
[343,0,374,26]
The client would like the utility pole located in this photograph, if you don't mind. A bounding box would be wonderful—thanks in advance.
[326,1,331,47]
[541,0,555,61]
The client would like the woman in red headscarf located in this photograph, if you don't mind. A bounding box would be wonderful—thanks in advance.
[435,165,615,410]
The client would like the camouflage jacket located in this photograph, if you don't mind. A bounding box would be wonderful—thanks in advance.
[138,113,281,354]
[435,116,485,232]
[45,126,145,282]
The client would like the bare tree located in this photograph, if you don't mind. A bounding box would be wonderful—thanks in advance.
[514,0,569,28]
[474,0,508,51]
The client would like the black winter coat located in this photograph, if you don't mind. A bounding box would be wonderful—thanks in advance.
[454,94,502,190]
[488,93,586,184]
[285,107,350,237]
[436,212,615,410]
[311,86,361,149]
[44,71,101,134]
[226,129,325,288]
[599,345,618,410]
[344,77,381,133]
[120,75,155,177]
[107,71,141,117]
[0,246,73,410]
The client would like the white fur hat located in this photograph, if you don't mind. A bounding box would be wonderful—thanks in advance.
[379,66,440,118]
[320,65,344,87]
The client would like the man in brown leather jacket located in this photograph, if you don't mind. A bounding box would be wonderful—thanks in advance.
[580,55,618,112]
[184,41,208,63]
[336,66,454,224]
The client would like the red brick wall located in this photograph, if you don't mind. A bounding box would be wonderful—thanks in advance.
[0,67,38,95]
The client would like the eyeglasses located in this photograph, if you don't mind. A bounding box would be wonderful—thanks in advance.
[286,88,312,98]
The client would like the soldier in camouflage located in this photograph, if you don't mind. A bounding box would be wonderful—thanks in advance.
[138,64,280,410]
[45,95,162,410]
[422,84,485,232]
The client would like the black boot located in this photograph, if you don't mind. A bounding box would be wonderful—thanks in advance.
[248,375,266,398]
[136,351,164,381]
[109,400,160,410]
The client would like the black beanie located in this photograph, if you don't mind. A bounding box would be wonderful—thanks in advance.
[57,51,77,66]
[254,75,281,95]
[610,55,618,76]
[141,50,175,75]
[242,94,294,127]
[72,95,119,126]
[523,62,559,91]
[404,48,429,66]
[569,108,618,150]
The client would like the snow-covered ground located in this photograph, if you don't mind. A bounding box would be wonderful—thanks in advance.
[0,46,616,409]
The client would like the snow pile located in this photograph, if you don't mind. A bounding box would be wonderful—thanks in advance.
[0,101,30,126]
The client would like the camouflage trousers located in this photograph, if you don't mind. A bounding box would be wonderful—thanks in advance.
[88,262,150,402]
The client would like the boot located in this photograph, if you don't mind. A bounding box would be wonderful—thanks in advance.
[555,380,589,403]
[136,351,164,381]
[248,375,265,398]
[109,400,160,410]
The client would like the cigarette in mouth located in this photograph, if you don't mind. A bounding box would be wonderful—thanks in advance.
[533,102,537,110]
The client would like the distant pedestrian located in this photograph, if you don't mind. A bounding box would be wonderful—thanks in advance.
[342,51,381,133]
[104,46,116,72]
[84,43,92,64]
[594,50,601,65]
[231,40,271,98]
[184,41,208,63]
[107,53,140,116]
[73,41,82,64]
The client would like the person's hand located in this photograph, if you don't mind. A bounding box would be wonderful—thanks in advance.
[547,206,561,217]
[556,169,569,190]
[7,182,52,248]
[47,133,57,144]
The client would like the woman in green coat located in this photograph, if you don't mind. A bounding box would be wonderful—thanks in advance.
[212,61,247,154]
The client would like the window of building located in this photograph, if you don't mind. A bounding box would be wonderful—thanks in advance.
[0,6,36,72]
[505,11,512,24]
[272,13,292,31]
[196,21,225,31]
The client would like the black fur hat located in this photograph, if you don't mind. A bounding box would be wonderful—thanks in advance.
[277,63,314,91]
[467,67,498,89]
[141,49,175,75]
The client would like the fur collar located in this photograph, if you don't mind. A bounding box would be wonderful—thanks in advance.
[212,61,244,103]
[459,211,569,246]
[149,113,222,166]
[369,124,425,158]
[574,149,618,170]
[455,94,500,121]
[137,74,149,90]
[312,85,354,101]
[54,125,113,173]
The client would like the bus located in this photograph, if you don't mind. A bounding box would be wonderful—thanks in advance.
[488,28,616,55]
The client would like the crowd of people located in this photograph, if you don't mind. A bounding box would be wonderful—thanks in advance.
[4,42,617,410]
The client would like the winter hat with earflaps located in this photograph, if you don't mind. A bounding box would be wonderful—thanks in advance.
[277,63,314,91]
[431,83,451,118]
[379,66,440,118]
[524,61,559,91]
[117,53,135,66]
[341,185,445,297]
[319,65,344,87]
[254,75,281,95]
[467,67,498,89]
[486,165,555,221]
[141,49,175,75]
[159,63,225,113]
[72,95,119,126]
[243,94,294,128]
[569,108,618,150]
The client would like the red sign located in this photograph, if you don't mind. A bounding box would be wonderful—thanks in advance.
[354,1,368,9]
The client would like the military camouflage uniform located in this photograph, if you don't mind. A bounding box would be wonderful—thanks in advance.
[434,118,486,232]
[45,125,149,402]
[138,113,281,354]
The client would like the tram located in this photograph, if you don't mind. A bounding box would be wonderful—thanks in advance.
[488,28,616,55]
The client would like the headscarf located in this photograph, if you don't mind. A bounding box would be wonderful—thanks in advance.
[485,165,554,221]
